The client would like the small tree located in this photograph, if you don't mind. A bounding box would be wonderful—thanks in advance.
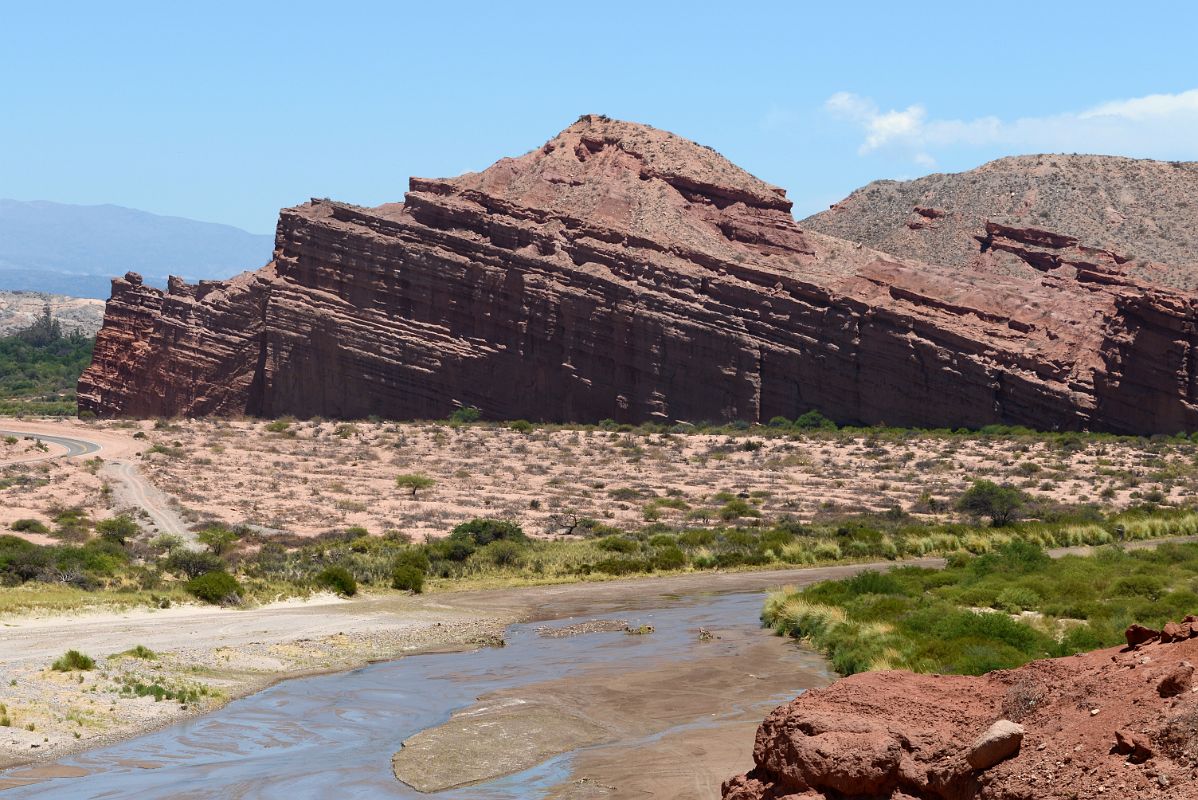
[197,526,239,556]
[96,515,140,545]
[957,480,1028,527]
[396,474,435,498]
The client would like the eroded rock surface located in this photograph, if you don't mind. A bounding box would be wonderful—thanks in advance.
[724,621,1198,799]
[80,118,1198,432]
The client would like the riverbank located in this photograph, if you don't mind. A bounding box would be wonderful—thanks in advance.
[0,561,910,783]
[4,536,1193,792]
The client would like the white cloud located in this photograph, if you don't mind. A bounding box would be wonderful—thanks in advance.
[825,89,1198,163]
[1079,88,1198,120]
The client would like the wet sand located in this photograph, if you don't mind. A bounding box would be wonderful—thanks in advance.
[2,584,839,799]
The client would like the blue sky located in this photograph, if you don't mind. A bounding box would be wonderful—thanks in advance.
[3,1,1197,233]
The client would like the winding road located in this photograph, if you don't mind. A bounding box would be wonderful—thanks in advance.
[0,427,192,544]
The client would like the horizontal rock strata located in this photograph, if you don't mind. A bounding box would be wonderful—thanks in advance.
[80,117,1198,432]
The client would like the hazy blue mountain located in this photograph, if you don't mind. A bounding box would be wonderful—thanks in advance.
[0,200,274,299]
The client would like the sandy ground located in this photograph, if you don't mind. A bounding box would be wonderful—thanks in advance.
[0,420,188,543]
[394,624,828,798]
[5,418,1195,543]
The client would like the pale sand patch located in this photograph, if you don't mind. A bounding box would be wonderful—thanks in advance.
[4,417,1183,544]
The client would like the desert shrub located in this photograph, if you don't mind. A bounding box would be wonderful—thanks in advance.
[719,499,759,521]
[649,546,686,571]
[51,649,95,671]
[96,515,139,545]
[480,539,525,567]
[164,549,224,579]
[391,565,424,593]
[315,565,358,596]
[677,529,716,548]
[957,480,1028,526]
[429,538,476,562]
[794,410,837,430]
[449,518,526,546]
[596,536,638,554]
[393,549,430,574]
[10,519,48,534]
[508,419,533,433]
[197,525,239,556]
[0,535,49,583]
[996,586,1041,613]
[449,406,481,423]
[121,645,157,660]
[185,571,243,605]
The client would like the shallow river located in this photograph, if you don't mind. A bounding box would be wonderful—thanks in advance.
[4,590,829,799]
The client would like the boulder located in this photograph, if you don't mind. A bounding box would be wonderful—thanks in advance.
[966,720,1024,770]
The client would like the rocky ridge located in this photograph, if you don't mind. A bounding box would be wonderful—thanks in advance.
[724,621,1198,799]
[803,154,1198,291]
[80,118,1198,433]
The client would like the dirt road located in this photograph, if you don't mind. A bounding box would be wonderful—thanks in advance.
[0,422,191,544]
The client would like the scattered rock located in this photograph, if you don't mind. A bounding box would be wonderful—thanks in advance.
[1114,729,1153,763]
[725,618,1198,799]
[1126,624,1161,647]
[967,720,1024,770]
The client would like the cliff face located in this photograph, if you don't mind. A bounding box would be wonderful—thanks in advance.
[79,117,1198,433]
[724,623,1198,800]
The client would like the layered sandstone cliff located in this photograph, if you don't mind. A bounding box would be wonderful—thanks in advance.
[724,622,1198,800]
[79,117,1198,432]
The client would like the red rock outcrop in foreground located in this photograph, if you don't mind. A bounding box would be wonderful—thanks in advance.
[724,622,1198,800]
[79,117,1198,432]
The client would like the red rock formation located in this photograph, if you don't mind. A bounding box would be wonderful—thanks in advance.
[79,117,1198,432]
[724,622,1198,799]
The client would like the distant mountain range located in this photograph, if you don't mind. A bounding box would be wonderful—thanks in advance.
[0,200,274,299]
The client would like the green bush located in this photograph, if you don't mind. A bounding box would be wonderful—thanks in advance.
[649,546,687,571]
[596,536,638,553]
[10,519,48,534]
[478,539,525,567]
[315,565,358,596]
[391,565,424,593]
[393,549,430,573]
[197,525,239,556]
[794,410,837,430]
[164,549,224,579]
[996,586,1041,613]
[96,515,139,545]
[51,649,95,671]
[957,480,1028,526]
[185,571,243,605]
[450,519,527,546]
[449,406,481,423]
[591,558,651,576]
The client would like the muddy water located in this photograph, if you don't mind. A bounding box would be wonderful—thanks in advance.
[2,591,830,799]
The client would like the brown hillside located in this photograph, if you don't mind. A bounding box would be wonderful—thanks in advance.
[804,154,1198,290]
